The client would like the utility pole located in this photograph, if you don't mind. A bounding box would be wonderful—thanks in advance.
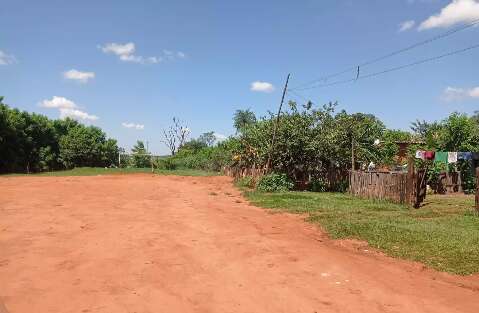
[266,73,290,172]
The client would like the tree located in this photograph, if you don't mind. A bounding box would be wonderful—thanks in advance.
[59,125,118,168]
[233,109,256,132]
[130,140,150,168]
[161,117,190,155]
[472,111,479,124]
[410,119,430,139]
[198,131,216,147]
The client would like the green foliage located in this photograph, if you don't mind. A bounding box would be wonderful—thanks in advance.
[59,125,118,168]
[256,173,294,192]
[155,157,177,170]
[233,109,257,132]
[0,97,118,173]
[308,178,327,192]
[235,176,255,189]
[129,141,150,168]
[228,102,384,184]
[198,131,216,147]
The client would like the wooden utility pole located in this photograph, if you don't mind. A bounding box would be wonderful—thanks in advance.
[266,74,290,172]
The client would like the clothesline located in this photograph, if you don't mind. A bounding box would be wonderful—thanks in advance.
[415,151,479,164]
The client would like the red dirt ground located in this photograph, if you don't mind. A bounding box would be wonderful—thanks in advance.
[1,174,478,313]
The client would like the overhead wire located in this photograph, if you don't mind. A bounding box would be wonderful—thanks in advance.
[289,18,479,91]
[292,42,479,91]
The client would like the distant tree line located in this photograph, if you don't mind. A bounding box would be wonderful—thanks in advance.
[0,97,118,173]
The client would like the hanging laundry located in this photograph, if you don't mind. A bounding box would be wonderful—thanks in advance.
[434,151,448,164]
[424,151,435,160]
[415,150,425,160]
[458,152,473,160]
[447,152,458,163]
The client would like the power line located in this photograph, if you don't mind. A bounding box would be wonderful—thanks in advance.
[294,42,479,91]
[290,18,479,90]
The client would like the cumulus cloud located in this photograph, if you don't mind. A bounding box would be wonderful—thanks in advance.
[40,96,98,121]
[251,81,275,93]
[40,96,77,109]
[0,50,16,65]
[441,86,479,101]
[99,42,186,64]
[63,69,95,83]
[399,20,416,32]
[59,108,98,121]
[419,0,479,30]
[122,122,145,130]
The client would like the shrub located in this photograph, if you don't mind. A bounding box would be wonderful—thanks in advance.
[155,158,177,170]
[309,178,327,192]
[256,173,294,192]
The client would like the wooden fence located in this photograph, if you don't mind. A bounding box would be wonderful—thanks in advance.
[432,171,463,194]
[350,171,409,204]
[476,168,479,213]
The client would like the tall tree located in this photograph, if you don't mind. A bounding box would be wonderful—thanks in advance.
[233,109,257,132]
[161,117,190,155]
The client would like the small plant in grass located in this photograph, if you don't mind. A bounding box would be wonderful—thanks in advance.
[236,176,255,189]
[256,173,294,192]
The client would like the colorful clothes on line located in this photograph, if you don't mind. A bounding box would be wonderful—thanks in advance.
[447,152,458,163]
[434,151,448,164]
[458,152,473,160]
[424,151,435,160]
[415,150,425,160]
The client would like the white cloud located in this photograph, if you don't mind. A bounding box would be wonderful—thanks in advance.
[442,86,479,101]
[419,0,479,30]
[101,42,136,56]
[251,81,275,93]
[0,50,16,65]
[122,122,145,130]
[40,96,98,121]
[60,108,98,121]
[63,69,95,83]
[213,132,227,141]
[40,96,77,109]
[99,42,186,64]
[399,20,416,32]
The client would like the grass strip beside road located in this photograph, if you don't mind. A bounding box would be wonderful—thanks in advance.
[244,190,479,275]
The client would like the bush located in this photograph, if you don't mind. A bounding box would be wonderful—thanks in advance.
[256,173,294,192]
[309,178,327,192]
[155,158,177,170]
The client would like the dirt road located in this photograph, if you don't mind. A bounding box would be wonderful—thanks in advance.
[1,175,478,313]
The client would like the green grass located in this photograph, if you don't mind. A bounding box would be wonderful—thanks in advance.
[1,167,219,177]
[243,190,479,275]
[155,168,219,177]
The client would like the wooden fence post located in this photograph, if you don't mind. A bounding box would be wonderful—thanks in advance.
[475,167,479,213]
[406,157,415,206]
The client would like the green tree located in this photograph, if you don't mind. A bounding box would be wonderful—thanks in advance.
[59,125,118,168]
[130,140,151,168]
[198,131,216,147]
[233,109,257,132]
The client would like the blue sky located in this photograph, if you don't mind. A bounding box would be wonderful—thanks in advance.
[1,0,478,154]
